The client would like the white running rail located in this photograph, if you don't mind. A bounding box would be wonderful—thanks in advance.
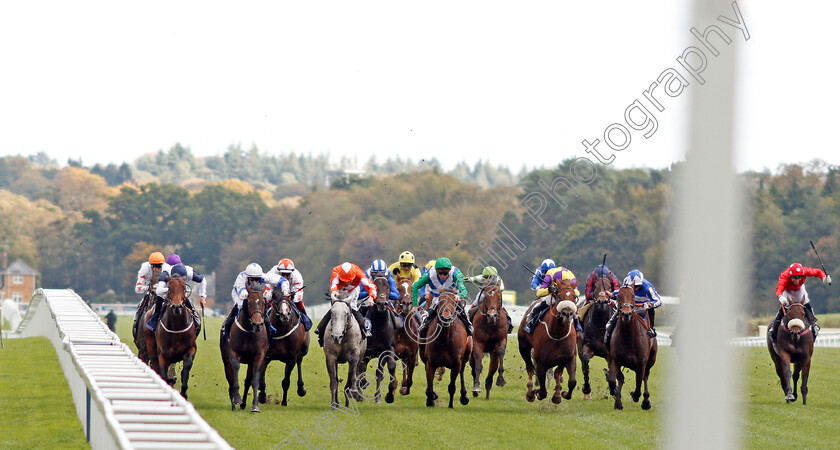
[12,289,231,450]
[730,331,840,348]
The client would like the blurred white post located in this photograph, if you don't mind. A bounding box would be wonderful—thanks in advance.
[669,0,744,448]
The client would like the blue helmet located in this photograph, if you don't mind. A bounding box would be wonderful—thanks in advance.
[595,264,611,277]
[170,263,188,278]
[539,259,556,272]
[624,270,644,286]
[371,259,388,275]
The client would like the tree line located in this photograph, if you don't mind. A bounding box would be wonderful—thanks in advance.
[1,152,838,316]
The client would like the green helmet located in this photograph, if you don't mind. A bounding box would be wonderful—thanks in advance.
[482,266,498,277]
[434,257,452,270]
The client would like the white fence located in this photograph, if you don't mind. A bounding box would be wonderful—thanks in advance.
[730,331,840,348]
[11,289,232,450]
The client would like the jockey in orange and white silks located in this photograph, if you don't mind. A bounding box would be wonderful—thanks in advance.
[133,251,165,334]
[314,262,377,347]
[769,263,830,342]
[266,258,305,310]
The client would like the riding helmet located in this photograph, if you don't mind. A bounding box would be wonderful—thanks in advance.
[148,252,165,265]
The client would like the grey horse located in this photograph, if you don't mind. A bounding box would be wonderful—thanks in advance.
[324,291,368,408]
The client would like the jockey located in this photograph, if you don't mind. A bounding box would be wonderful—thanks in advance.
[604,270,662,342]
[266,258,311,330]
[222,262,288,341]
[768,263,830,342]
[146,262,207,332]
[314,262,378,347]
[359,259,400,302]
[413,257,473,337]
[524,266,580,334]
[388,251,421,283]
[530,259,556,291]
[133,251,165,334]
[466,266,514,333]
[416,260,438,307]
[583,264,620,305]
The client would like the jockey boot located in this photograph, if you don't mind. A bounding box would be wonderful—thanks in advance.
[458,308,474,336]
[604,310,619,344]
[647,308,656,338]
[804,303,820,337]
[768,308,784,344]
[468,305,478,323]
[505,310,514,334]
[351,308,371,339]
[221,305,239,343]
[524,301,548,334]
[133,296,147,336]
[315,310,332,347]
[145,295,166,332]
[419,308,436,340]
[574,316,583,335]
[185,297,201,335]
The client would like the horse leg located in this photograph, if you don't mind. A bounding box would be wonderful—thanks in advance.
[250,359,264,412]
[472,341,484,397]
[609,359,623,410]
[157,354,173,386]
[459,360,470,406]
[436,366,445,382]
[801,358,811,405]
[630,365,643,403]
[551,366,563,404]
[242,364,253,411]
[374,356,385,404]
[485,347,500,400]
[562,357,577,400]
[258,363,268,404]
[385,352,397,404]
[495,340,507,387]
[326,357,339,409]
[519,340,536,402]
[296,354,307,397]
[780,352,795,402]
[580,344,592,399]
[641,370,652,410]
[535,362,548,401]
[180,349,195,400]
[425,363,437,407]
[281,360,294,406]
[224,349,241,410]
[791,361,801,403]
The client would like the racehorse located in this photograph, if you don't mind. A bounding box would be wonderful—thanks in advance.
[767,301,814,404]
[134,269,161,364]
[577,276,615,399]
[143,274,198,399]
[470,283,508,399]
[607,285,657,410]
[359,276,398,404]
[324,290,367,408]
[394,277,420,395]
[259,288,310,407]
[220,286,268,412]
[419,291,472,408]
[518,286,578,404]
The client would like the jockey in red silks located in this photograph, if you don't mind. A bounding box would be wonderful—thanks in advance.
[314,262,378,347]
[768,262,830,342]
[583,264,620,306]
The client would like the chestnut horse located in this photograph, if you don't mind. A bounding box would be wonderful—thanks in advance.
[394,277,420,395]
[419,292,472,408]
[577,276,615,399]
[767,301,814,404]
[144,274,198,398]
[259,289,310,407]
[517,287,578,404]
[470,284,508,399]
[607,285,657,410]
[220,286,268,412]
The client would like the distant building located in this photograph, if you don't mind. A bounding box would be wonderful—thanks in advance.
[0,259,39,305]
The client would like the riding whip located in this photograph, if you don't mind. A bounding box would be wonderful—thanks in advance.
[201,306,206,340]
[602,254,607,266]
[810,240,831,286]
[0,309,5,349]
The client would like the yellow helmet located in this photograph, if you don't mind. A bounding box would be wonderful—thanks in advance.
[399,251,415,264]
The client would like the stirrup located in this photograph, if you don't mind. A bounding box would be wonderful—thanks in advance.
[647,328,657,337]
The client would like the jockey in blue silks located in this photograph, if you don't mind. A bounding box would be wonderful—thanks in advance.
[604,270,662,342]
[530,259,556,291]
[360,259,403,330]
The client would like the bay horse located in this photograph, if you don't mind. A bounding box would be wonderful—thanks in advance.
[143,274,198,399]
[324,290,367,408]
[517,286,578,404]
[358,276,398,404]
[607,285,657,410]
[134,269,161,364]
[767,301,814,404]
[420,291,472,408]
[220,286,268,412]
[394,277,420,395]
[259,289,310,407]
[577,276,615,399]
[470,283,508,399]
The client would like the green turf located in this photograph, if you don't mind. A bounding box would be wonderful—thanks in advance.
[5,315,826,449]
[0,337,88,449]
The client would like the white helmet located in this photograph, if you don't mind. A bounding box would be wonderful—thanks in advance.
[245,263,263,278]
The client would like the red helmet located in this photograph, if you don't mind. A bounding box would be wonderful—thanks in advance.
[277,258,295,272]
[338,262,355,283]
[788,263,804,276]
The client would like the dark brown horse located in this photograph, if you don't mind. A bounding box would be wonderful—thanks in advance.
[470,284,508,399]
[518,286,578,404]
[419,292,472,408]
[259,289,310,407]
[394,277,420,395]
[220,286,268,412]
[143,275,198,399]
[767,301,814,404]
[134,268,161,364]
[358,276,398,404]
[607,285,657,410]
[577,276,615,399]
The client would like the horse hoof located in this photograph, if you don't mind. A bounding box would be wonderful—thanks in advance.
[426,397,435,407]
[785,394,795,402]
[375,398,382,404]
[330,402,339,410]
[472,389,479,398]
[240,402,247,410]
[551,395,561,404]
[496,377,506,387]
[251,405,261,413]
[526,392,535,402]
[460,396,469,406]
[231,403,236,411]
[385,393,394,404]
[281,400,288,407]
[432,392,438,401]
[642,399,651,410]
[399,387,409,396]
[486,391,490,400]
[297,387,307,397]
[537,391,547,401]
[259,392,267,404]
[631,392,641,403]
[584,394,592,400]
[181,392,188,400]
[562,391,572,400]
[615,404,623,410]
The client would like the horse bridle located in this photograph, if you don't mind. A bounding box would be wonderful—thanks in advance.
[547,286,576,319]
[594,276,612,304]
[782,302,809,334]
[477,285,501,317]
[436,292,460,326]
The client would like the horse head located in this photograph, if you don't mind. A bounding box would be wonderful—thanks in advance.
[372,276,391,312]
[395,278,413,315]
[244,286,266,334]
[166,275,188,317]
[329,290,353,344]
[272,289,294,326]
[437,292,460,327]
[617,285,637,323]
[783,302,809,344]
[480,285,502,325]
[551,287,577,324]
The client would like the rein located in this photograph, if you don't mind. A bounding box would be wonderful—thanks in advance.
[269,298,301,340]
[160,314,195,334]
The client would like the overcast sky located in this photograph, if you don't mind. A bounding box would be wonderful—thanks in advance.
[0,1,836,173]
